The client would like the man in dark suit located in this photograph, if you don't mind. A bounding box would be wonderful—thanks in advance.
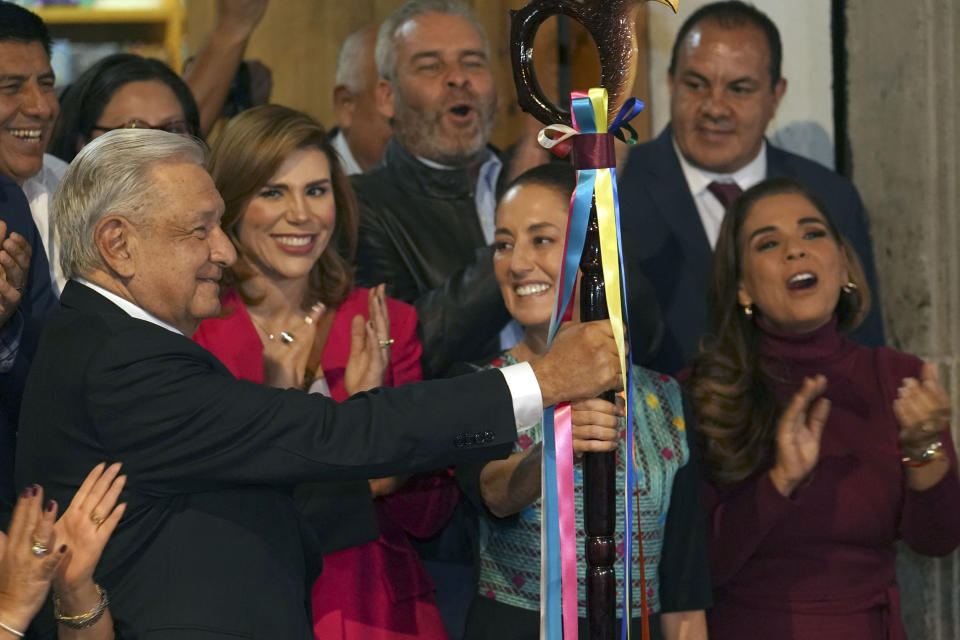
[0,174,56,516]
[619,1,884,375]
[15,129,622,637]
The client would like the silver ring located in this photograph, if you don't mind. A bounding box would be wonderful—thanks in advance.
[279,331,295,344]
[378,338,394,349]
[31,540,48,556]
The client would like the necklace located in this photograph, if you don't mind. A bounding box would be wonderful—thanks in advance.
[252,302,324,344]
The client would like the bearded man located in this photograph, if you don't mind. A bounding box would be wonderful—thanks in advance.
[352,0,510,379]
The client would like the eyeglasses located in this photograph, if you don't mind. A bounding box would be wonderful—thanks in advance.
[91,119,193,136]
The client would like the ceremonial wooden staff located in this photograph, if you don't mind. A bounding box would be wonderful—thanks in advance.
[509,1,677,638]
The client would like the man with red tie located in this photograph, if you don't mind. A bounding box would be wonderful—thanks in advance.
[617,1,884,375]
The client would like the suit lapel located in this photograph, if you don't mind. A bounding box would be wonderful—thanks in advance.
[643,127,713,261]
[764,140,790,178]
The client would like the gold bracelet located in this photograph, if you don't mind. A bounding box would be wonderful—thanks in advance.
[54,583,109,629]
[901,440,944,467]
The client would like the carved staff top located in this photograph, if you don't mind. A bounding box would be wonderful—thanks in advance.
[511,0,678,128]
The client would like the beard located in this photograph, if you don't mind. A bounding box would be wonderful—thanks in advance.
[391,85,498,167]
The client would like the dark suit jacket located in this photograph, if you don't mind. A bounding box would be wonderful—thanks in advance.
[0,175,56,514]
[618,125,885,375]
[16,281,518,638]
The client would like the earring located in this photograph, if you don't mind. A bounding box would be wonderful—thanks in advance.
[841,280,858,294]
[742,304,754,317]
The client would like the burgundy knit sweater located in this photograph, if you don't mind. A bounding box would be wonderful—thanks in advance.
[702,317,960,639]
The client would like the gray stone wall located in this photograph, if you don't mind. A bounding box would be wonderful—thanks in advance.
[846,1,960,637]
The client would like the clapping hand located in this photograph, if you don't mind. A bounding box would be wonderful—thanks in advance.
[894,362,951,453]
[769,375,831,497]
[0,485,67,635]
[0,219,31,329]
[344,284,391,396]
[53,463,126,594]
[570,396,624,459]
[261,303,326,390]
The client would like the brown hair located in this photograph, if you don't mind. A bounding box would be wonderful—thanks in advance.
[209,104,358,310]
[689,177,871,487]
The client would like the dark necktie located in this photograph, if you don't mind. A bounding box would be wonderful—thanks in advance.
[707,181,743,210]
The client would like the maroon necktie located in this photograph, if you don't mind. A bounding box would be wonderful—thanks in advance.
[707,181,743,210]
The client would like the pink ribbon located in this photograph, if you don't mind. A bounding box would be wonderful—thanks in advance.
[554,401,578,639]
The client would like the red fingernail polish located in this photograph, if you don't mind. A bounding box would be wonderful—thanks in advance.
[20,487,30,499]
[45,500,55,512]
[60,545,67,553]
[30,485,38,497]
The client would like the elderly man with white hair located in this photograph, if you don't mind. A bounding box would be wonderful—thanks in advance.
[330,24,392,175]
[14,129,622,637]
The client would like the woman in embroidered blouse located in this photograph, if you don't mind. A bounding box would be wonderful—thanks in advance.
[457,163,710,640]
[193,104,454,640]
[688,177,960,639]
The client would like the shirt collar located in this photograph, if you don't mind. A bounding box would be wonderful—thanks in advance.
[672,136,767,195]
[330,129,363,176]
[476,151,503,188]
[74,277,184,336]
[414,147,501,175]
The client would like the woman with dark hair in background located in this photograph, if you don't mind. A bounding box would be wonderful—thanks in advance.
[193,104,453,640]
[49,53,200,163]
[688,177,960,639]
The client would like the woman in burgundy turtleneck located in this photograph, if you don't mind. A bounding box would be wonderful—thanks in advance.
[687,178,960,639]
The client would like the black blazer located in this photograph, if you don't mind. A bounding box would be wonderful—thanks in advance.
[0,175,56,514]
[618,126,885,375]
[16,282,518,638]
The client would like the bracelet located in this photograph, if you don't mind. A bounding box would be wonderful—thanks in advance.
[0,621,24,638]
[901,439,944,467]
[54,583,109,629]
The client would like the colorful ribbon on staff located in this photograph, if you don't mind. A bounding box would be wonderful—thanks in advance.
[537,88,645,640]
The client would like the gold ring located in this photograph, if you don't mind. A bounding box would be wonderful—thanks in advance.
[378,338,395,348]
[90,513,105,525]
[31,540,48,556]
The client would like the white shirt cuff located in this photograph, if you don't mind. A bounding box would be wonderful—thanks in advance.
[499,362,543,432]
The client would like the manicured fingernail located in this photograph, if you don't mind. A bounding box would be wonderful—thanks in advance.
[30,485,38,496]
[20,487,30,499]
[45,500,55,512]
[59,545,67,553]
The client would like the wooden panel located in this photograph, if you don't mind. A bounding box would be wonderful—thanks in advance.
[184,0,652,149]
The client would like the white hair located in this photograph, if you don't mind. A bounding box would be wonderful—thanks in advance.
[375,0,488,83]
[53,129,207,279]
[335,25,377,93]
